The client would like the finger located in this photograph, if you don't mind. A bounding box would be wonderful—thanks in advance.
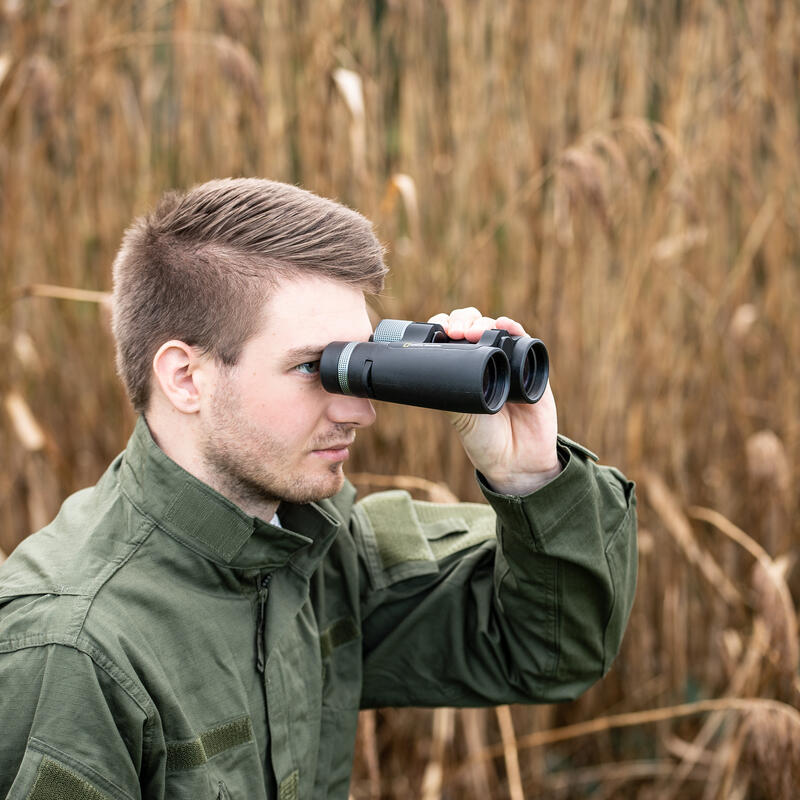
[464,316,498,342]
[446,307,482,339]
[494,316,527,337]
[427,312,450,326]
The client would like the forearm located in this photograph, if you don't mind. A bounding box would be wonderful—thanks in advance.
[481,436,638,691]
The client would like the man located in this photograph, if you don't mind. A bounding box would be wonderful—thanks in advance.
[0,178,637,799]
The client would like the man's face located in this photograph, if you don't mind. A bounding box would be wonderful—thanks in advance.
[198,274,376,512]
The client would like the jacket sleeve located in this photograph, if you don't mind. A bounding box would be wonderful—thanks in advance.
[355,436,637,708]
[0,642,147,800]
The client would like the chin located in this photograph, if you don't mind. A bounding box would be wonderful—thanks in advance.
[282,470,345,505]
[318,471,346,499]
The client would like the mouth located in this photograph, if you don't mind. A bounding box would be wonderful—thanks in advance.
[311,436,355,461]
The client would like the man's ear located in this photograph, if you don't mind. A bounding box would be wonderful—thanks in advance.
[152,341,206,413]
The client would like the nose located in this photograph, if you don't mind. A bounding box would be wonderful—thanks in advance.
[327,393,376,428]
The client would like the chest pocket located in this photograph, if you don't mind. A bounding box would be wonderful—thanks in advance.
[164,716,258,799]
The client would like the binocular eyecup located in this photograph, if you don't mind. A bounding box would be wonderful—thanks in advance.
[320,319,549,415]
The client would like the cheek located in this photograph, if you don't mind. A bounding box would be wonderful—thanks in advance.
[245,383,328,437]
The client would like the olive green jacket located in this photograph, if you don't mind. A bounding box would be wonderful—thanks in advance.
[0,418,636,799]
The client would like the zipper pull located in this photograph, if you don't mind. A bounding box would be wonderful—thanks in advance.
[256,573,272,674]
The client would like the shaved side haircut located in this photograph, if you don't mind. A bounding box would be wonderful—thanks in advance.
[111,178,387,413]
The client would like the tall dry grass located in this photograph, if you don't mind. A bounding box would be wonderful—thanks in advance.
[1,1,798,797]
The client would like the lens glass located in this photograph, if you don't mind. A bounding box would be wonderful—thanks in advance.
[482,358,495,402]
[521,351,534,392]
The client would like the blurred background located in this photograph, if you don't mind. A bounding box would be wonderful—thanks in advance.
[1,0,798,797]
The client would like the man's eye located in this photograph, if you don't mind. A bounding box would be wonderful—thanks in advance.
[295,361,320,375]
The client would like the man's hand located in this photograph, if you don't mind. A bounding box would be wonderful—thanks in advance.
[427,307,561,495]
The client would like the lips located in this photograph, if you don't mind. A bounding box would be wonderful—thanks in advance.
[313,434,356,452]
[312,446,350,462]
[311,435,355,461]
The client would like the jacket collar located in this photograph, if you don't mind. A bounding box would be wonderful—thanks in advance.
[118,417,342,572]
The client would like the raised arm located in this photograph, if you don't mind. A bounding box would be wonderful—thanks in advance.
[355,308,637,707]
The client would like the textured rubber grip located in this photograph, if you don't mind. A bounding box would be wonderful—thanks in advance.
[372,319,413,342]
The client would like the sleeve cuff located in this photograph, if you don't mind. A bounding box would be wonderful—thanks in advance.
[477,436,601,551]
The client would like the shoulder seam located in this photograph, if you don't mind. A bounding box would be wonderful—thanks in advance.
[0,639,155,720]
[73,515,157,641]
[78,634,156,718]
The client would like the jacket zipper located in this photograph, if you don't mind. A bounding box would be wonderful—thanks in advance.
[255,572,272,674]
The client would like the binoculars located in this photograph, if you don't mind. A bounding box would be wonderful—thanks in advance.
[320,319,549,414]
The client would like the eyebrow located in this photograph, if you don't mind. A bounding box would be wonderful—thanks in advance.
[282,345,327,364]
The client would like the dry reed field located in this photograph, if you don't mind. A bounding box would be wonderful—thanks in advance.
[1,0,799,797]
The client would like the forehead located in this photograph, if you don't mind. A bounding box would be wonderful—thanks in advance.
[257,274,373,346]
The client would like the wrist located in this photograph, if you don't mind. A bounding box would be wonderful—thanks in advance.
[481,456,563,496]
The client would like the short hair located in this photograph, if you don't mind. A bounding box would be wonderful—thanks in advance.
[111,178,387,413]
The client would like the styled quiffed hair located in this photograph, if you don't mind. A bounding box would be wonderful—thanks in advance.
[111,178,387,413]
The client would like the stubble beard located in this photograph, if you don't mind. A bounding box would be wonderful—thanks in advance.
[201,385,348,516]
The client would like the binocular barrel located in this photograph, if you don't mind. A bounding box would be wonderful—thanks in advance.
[320,340,510,413]
[320,319,549,415]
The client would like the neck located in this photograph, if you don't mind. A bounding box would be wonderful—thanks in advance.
[196,466,281,524]
[144,405,200,476]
